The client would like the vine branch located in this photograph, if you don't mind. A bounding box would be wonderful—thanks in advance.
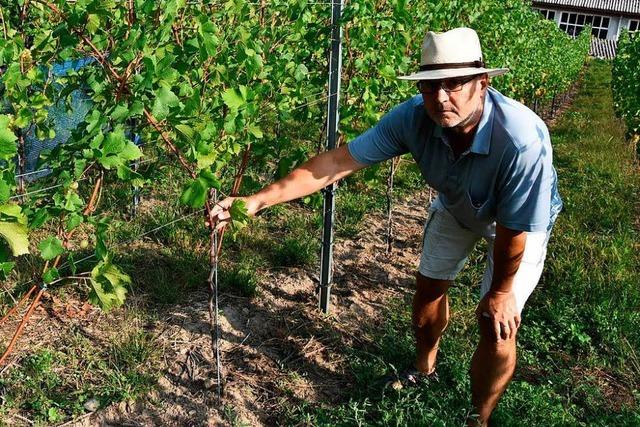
[143,109,196,179]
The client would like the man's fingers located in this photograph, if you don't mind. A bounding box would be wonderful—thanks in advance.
[501,322,510,340]
[209,202,229,217]
[515,314,521,330]
[507,319,517,340]
[493,320,501,342]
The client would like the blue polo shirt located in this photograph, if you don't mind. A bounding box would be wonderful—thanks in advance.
[347,87,562,237]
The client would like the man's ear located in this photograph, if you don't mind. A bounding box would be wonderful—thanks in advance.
[480,73,489,90]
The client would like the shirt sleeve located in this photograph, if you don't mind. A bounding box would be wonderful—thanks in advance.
[347,100,412,165]
[495,140,554,232]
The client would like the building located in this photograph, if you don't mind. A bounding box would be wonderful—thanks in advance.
[532,0,640,58]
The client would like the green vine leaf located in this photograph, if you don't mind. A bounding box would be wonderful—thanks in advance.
[0,115,18,160]
[0,204,28,225]
[222,88,245,110]
[247,123,264,139]
[152,86,180,120]
[229,199,249,237]
[38,236,65,260]
[180,177,208,208]
[180,170,221,208]
[89,258,130,311]
[96,128,142,170]
[43,267,60,284]
[0,222,30,256]
[0,262,14,280]
[0,181,10,204]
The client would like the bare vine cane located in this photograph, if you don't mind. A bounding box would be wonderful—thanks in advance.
[0,285,37,326]
[203,145,252,400]
[207,188,223,400]
[0,285,46,366]
[0,255,64,366]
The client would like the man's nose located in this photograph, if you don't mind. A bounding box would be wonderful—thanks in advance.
[435,87,449,103]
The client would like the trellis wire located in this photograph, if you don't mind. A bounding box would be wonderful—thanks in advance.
[8,176,89,200]
[15,168,52,179]
[3,206,207,319]
[53,209,206,277]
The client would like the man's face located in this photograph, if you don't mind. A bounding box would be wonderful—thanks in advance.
[420,74,488,132]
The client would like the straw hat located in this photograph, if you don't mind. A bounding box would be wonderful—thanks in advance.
[398,27,509,81]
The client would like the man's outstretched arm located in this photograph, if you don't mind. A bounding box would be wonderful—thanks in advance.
[209,144,366,227]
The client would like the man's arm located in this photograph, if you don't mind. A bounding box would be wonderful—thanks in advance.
[210,144,366,226]
[476,223,527,341]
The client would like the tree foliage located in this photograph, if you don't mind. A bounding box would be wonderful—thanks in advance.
[612,31,640,137]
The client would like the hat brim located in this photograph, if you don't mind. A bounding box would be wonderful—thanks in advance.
[398,67,509,81]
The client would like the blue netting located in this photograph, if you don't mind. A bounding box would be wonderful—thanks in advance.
[4,58,142,183]
[22,58,94,179]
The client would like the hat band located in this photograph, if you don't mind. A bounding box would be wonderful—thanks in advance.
[419,60,485,71]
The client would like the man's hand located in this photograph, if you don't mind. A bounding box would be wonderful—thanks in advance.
[207,196,261,230]
[476,290,520,342]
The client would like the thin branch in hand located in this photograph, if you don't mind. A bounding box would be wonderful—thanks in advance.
[215,145,252,254]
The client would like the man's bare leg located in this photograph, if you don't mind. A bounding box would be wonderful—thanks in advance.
[469,316,518,426]
[412,273,452,373]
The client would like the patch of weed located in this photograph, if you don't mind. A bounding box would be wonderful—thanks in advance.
[272,236,318,268]
[220,265,260,298]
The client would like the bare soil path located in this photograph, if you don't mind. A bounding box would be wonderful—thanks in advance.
[68,190,433,426]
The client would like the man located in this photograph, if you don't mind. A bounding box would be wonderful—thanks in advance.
[210,28,561,425]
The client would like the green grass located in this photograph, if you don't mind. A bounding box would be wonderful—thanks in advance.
[0,326,160,425]
[285,59,640,425]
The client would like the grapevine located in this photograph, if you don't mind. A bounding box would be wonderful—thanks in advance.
[612,30,640,140]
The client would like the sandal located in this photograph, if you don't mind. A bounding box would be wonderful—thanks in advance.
[383,367,438,390]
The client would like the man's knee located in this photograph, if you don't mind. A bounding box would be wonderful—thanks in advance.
[413,272,451,330]
[415,272,451,301]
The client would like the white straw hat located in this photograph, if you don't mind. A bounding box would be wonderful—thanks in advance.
[398,27,509,81]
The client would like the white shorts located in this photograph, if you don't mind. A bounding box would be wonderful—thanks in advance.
[418,206,552,313]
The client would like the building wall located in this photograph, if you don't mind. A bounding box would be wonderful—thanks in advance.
[534,6,639,40]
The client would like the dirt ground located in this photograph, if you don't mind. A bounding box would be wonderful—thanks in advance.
[76,189,431,427]
[0,188,431,426]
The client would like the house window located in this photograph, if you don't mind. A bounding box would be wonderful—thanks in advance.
[629,20,639,33]
[559,12,610,39]
[536,8,556,21]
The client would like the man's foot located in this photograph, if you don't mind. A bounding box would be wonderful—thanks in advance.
[383,367,438,391]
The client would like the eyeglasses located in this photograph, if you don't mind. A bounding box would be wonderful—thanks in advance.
[416,75,478,94]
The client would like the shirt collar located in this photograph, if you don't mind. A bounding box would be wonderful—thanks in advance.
[469,89,494,155]
[432,89,495,155]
